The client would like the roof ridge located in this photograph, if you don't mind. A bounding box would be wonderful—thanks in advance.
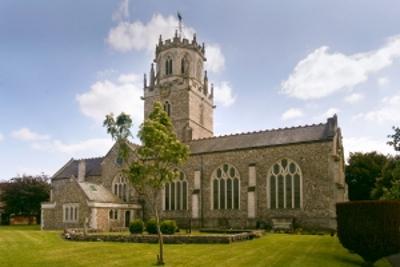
[73,156,104,161]
[191,121,326,142]
[127,140,139,146]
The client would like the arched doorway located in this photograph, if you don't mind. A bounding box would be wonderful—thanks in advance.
[125,211,130,227]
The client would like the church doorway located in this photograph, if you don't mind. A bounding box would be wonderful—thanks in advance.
[125,211,130,227]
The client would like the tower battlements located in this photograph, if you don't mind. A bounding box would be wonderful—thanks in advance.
[155,33,206,60]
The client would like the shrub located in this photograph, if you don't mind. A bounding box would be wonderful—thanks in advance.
[256,220,272,231]
[129,219,144,234]
[160,220,177,235]
[336,200,400,264]
[146,218,158,234]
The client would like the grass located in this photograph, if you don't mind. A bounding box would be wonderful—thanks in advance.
[0,225,391,267]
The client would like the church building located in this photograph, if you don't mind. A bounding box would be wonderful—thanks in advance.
[41,30,347,231]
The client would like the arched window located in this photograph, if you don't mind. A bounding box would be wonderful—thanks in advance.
[112,174,128,202]
[267,159,302,209]
[163,101,171,116]
[165,56,173,75]
[211,164,240,210]
[164,170,188,211]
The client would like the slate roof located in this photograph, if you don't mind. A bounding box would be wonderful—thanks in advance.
[78,182,122,203]
[53,157,104,179]
[52,116,338,178]
[188,116,338,155]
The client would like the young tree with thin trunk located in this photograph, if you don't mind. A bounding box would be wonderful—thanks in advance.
[103,103,189,265]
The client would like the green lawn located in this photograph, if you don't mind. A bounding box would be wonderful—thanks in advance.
[0,225,390,267]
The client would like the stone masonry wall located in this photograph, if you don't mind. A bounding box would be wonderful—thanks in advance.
[161,140,345,230]
[42,178,89,230]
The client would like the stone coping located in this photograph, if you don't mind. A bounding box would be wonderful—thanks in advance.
[64,229,264,244]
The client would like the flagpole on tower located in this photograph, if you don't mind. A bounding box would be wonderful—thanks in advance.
[177,11,183,38]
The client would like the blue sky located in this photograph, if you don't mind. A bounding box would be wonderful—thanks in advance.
[1,0,400,179]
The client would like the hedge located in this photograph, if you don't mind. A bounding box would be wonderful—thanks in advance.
[336,200,400,264]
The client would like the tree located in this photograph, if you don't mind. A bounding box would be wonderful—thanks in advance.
[104,102,189,265]
[1,174,50,223]
[103,112,133,160]
[345,152,387,200]
[336,201,400,266]
[387,126,400,152]
[372,156,400,200]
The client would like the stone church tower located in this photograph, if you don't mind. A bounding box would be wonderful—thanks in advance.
[143,32,214,142]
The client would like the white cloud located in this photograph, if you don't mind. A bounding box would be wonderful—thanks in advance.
[378,77,389,87]
[206,44,225,73]
[344,93,364,104]
[96,68,117,80]
[323,108,340,117]
[213,81,236,107]
[112,0,129,22]
[107,13,195,53]
[118,73,140,84]
[0,133,3,142]
[361,93,400,123]
[11,128,50,141]
[32,138,113,158]
[281,108,304,120]
[76,73,143,124]
[344,136,395,160]
[281,35,400,99]
[106,13,225,74]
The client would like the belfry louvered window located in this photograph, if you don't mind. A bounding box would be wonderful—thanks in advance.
[163,101,171,116]
[165,56,173,75]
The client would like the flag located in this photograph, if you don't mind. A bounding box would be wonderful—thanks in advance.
[177,12,182,21]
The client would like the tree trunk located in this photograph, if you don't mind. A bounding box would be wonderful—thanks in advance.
[155,208,164,265]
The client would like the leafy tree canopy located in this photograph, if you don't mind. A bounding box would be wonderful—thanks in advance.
[373,156,400,200]
[1,174,50,217]
[103,102,189,265]
[345,152,387,200]
[387,126,400,152]
[103,112,133,160]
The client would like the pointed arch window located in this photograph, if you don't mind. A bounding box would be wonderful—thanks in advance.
[112,174,128,202]
[163,101,171,116]
[165,56,173,75]
[164,170,188,211]
[211,164,240,210]
[267,159,302,209]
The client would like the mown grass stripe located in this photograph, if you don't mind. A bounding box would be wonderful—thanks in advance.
[0,226,391,267]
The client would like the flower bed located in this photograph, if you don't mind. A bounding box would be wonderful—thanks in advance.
[64,229,264,244]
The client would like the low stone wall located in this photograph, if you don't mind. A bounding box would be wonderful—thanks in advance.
[64,229,264,244]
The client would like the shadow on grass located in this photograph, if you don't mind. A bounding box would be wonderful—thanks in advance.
[0,225,40,231]
[333,254,364,266]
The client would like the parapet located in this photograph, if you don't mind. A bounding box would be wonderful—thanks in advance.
[155,33,206,60]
